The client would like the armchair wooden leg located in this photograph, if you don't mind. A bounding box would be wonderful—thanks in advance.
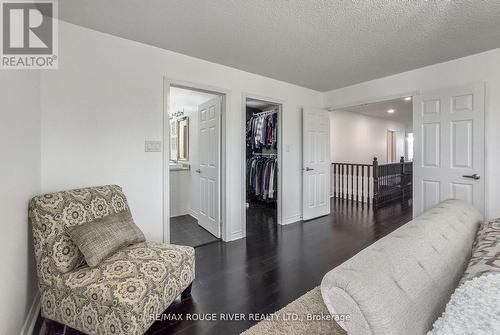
[181,283,192,300]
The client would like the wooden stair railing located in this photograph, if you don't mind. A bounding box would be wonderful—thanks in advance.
[331,162,373,205]
[331,157,413,208]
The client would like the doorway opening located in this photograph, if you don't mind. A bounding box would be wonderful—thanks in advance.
[245,97,282,238]
[168,85,224,247]
[329,96,414,209]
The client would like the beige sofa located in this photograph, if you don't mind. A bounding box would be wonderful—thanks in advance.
[29,185,195,335]
[321,199,482,335]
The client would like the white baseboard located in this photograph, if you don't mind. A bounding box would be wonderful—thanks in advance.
[170,209,190,218]
[188,208,198,220]
[20,293,40,335]
[230,231,244,241]
[280,215,301,225]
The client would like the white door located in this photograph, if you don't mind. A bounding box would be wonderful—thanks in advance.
[197,97,221,237]
[302,108,331,220]
[413,83,485,216]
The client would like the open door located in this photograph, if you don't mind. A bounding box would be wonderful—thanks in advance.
[302,108,331,220]
[413,83,485,217]
[197,97,221,237]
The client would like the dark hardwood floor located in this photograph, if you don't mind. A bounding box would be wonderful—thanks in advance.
[37,198,412,335]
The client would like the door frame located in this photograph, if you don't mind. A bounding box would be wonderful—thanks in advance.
[163,77,230,243]
[326,90,419,213]
[327,91,420,112]
[241,93,284,235]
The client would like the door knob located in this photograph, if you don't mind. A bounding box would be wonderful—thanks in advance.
[304,167,314,171]
[195,169,201,173]
[463,174,480,180]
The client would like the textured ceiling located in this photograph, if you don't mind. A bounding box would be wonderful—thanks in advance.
[340,97,413,124]
[59,1,500,91]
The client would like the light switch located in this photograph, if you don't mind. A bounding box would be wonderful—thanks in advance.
[286,144,290,152]
[145,140,162,152]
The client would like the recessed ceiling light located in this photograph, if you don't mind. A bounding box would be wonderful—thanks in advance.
[404,97,412,101]
[387,109,395,114]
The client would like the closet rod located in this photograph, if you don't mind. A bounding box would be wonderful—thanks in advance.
[252,109,278,117]
[252,152,277,157]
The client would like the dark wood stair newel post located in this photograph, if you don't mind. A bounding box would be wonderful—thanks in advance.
[372,157,379,208]
[400,156,405,200]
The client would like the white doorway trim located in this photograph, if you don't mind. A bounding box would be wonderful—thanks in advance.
[241,93,284,236]
[326,91,420,112]
[163,77,231,243]
[326,90,419,216]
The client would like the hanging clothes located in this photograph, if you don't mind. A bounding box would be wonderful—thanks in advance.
[247,156,277,200]
[246,111,278,150]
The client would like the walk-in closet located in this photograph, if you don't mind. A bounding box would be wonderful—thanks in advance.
[245,98,281,237]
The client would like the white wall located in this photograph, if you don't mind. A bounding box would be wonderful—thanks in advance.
[0,72,41,334]
[324,48,500,220]
[40,21,322,241]
[330,110,405,165]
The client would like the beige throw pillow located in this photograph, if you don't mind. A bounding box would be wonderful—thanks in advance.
[67,210,145,267]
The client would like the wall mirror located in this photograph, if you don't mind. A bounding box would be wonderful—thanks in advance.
[169,119,178,161]
[177,116,189,161]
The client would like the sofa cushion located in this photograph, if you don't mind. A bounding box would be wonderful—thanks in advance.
[61,242,194,313]
[67,210,145,267]
[320,199,482,335]
[460,218,500,283]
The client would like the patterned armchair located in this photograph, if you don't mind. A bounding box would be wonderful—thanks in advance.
[29,185,195,335]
